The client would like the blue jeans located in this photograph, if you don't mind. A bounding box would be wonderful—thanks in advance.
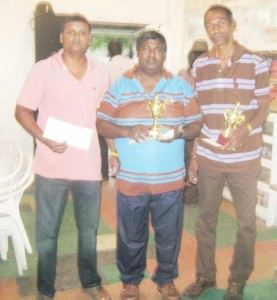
[116,189,184,286]
[35,175,101,297]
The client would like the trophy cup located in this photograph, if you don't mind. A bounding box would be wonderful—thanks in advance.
[216,102,245,145]
[147,93,167,140]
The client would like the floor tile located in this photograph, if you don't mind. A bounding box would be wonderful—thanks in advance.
[1,180,277,299]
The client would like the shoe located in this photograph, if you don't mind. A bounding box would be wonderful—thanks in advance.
[157,282,180,300]
[36,294,53,300]
[120,284,139,300]
[181,278,216,299]
[223,282,244,300]
[84,286,111,300]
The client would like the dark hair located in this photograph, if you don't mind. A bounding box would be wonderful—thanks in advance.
[61,14,91,33]
[187,39,208,69]
[108,40,122,57]
[188,51,204,69]
[136,30,167,52]
[204,4,233,24]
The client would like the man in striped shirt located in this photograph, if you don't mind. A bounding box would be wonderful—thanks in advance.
[182,4,269,300]
[97,30,202,300]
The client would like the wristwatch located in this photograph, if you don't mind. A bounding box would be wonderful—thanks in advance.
[177,125,184,138]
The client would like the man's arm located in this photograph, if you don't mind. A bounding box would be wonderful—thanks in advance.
[186,137,198,185]
[243,97,269,132]
[96,117,149,143]
[15,105,67,153]
[104,138,119,176]
[15,105,42,140]
[177,121,203,140]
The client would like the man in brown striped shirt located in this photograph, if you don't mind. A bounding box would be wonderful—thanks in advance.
[182,4,270,300]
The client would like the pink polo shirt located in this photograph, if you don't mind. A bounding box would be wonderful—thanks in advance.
[17,49,109,180]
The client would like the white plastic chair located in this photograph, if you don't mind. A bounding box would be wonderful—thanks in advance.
[0,215,27,275]
[0,140,22,183]
[0,140,34,275]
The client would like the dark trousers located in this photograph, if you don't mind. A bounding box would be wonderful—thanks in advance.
[116,189,184,286]
[195,166,260,285]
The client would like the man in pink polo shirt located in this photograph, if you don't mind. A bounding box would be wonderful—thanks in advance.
[15,14,110,300]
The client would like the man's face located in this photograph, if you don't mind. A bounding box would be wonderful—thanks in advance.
[204,8,236,46]
[60,21,91,54]
[137,39,166,74]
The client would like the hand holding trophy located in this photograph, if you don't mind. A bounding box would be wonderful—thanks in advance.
[147,93,167,140]
[217,102,245,145]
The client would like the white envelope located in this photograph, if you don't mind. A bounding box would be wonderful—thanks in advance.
[43,117,93,150]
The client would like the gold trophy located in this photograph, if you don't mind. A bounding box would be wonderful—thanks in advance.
[147,93,167,140]
[217,102,245,145]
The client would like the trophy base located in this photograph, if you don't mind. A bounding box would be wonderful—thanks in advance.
[149,129,162,140]
[202,138,222,148]
[202,135,229,148]
[216,134,229,146]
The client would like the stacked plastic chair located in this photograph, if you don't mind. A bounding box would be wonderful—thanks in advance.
[0,140,34,275]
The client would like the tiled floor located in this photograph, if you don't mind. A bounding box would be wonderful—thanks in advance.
[0,178,277,300]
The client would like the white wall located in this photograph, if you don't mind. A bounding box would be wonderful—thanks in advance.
[0,0,185,152]
[0,0,36,152]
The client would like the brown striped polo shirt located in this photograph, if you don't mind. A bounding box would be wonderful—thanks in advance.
[193,42,270,172]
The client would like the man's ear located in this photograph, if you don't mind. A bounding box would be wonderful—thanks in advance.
[59,32,63,44]
[231,20,237,32]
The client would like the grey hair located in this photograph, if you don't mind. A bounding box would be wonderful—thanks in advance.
[204,4,233,25]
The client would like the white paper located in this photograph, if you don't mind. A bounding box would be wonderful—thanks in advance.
[202,138,222,148]
[161,129,174,139]
[43,117,93,150]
